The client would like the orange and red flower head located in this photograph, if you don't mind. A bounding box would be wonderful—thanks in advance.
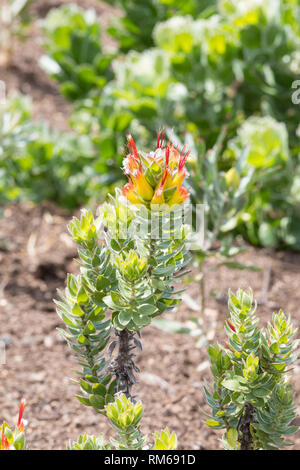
[122,131,190,207]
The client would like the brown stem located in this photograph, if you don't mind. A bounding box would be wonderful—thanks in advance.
[112,329,141,400]
[238,403,255,450]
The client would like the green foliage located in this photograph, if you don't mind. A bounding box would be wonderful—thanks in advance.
[13,127,96,208]
[225,116,299,249]
[0,93,121,209]
[151,129,259,337]
[56,209,117,412]
[177,118,299,250]
[205,288,299,450]
[183,128,252,242]
[38,0,300,248]
[68,393,177,450]
[68,433,111,450]
[153,1,300,145]
[101,194,191,331]
[106,393,145,449]
[114,250,147,283]
[56,136,190,429]
[56,137,189,448]
[0,93,32,202]
[103,0,215,52]
[153,428,177,450]
[41,4,114,100]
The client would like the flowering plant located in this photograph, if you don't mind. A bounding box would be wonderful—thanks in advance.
[205,288,299,450]
[68,393,177,450]
[0,400,26,450]
[56,130,191,448]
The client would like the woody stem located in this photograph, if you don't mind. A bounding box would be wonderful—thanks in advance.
[113,329,140,401]
[238,403,255,450]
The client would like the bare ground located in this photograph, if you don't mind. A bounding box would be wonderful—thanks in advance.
[0,202,299,449]
[0,0,299,450]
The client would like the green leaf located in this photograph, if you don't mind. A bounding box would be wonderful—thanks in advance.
[133,314,151,328]
[85,375,99,384]
[77,286,89,304]
[4,427,14,445]
[221,378,243,392]
[137,304,157,315]
[110,239,122,252]
[272,362,285,371]
[83,321,96,335]
[103,295,118,310]
[226,428,239,448]
[89,394,105,410]
[259,223,278,248]
[253,388,270,398]
[76,395,92,407]
[205,419,223,428]
[92,383,107,396]
[118,310,132,326]
[72,304,85,316]
[96,275,111,291]
[153,266,175,276]
[80,379,92,393]
[101,374,112,386]
[270,342,280,354]
[78,334,88,345]
[68,274,78,296]
[13,432,25,450]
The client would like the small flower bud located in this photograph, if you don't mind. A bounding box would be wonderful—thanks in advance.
[115,250,147,282]
[105,394,143,430]
[153,428,177,450]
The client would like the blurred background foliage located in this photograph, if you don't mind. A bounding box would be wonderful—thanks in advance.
[1,0,300,249]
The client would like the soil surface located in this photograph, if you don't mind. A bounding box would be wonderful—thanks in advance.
[0,202,299,450]
[0,0,299,451]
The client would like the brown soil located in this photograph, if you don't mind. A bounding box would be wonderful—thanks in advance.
[0,202,299,450]
[0,0,299,451]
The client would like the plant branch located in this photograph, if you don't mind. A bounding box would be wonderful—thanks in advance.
[111,329,141,400]
[238,402,255,450]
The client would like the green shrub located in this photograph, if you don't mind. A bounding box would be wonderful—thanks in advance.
[3,1,300,248]
[0,94,121,209]
[104,0,215,52]
[40,4,114,100]
[205,288,299,450]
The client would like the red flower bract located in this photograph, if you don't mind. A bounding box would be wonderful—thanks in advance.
[227,319,236,332]
[17,399,26,432]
